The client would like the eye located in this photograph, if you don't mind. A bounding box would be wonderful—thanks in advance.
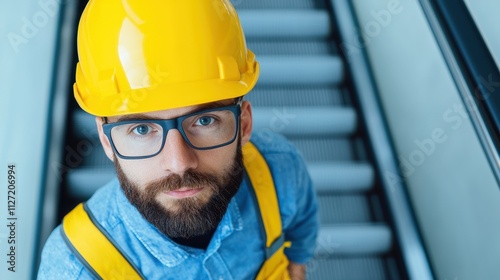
[195,116,215,126]
[132,124,152,135]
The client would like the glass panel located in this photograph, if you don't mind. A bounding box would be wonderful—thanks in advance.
[464,0,500,70]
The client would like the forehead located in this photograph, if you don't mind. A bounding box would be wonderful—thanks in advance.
[108,99,234,122]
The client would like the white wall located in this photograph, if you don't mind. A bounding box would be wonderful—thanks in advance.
[0,1,61,279]
[350,0,500,279]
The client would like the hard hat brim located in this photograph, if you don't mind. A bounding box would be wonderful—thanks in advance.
[74,64,259,117]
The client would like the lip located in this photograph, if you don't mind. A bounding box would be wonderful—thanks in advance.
[163,187,204,198]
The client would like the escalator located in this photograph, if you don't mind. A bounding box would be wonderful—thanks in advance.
[53,0,433,279]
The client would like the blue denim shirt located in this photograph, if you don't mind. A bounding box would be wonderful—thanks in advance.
[38,132,319,279]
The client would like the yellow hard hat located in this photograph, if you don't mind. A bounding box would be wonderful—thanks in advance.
[74,0,259,116]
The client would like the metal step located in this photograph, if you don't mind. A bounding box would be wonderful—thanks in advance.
[308,162,373,193]
[239,10,331,38]
[316,224,392,256]
[317,194,372,224]
[258,56,344,86]
[307,257,390,280]
[252,107,356,137]
[247,39,336,56]
[230,0,326,10]
[290,137,355,162]
[314,218,395,278]
[246,85,345,107]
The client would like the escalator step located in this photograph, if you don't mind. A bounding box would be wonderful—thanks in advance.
[239,10,331,38]
[308,162,373,193]
[317,195,372,224]
[231,0,326,10]
[316,224,392,256]
[252,107,356,137]
[290,138,355,162]
[248,39,336,56]
[246,85,345,107]
[258,56,344,86]
[307,257,389,280]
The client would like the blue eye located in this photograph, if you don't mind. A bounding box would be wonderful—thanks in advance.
[132,125,150,135]
[195,116,215,126]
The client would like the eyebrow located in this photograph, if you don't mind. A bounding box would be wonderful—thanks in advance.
[117,114,157,122]
[116,101,230,122]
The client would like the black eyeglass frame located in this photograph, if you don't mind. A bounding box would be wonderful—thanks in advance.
[102,104,242,160]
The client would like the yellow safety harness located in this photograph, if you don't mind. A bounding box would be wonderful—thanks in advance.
[61,142,291,279]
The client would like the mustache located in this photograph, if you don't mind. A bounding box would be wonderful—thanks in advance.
[144,170,221,195]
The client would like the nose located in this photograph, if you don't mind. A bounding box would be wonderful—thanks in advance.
[158,129,198,175]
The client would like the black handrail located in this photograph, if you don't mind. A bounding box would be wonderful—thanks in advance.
[434,0,500,156]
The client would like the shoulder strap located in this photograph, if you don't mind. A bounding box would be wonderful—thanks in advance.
[242,141,291,279]
[61,203,143,280]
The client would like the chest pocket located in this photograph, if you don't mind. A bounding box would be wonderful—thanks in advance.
[61,141,290,279]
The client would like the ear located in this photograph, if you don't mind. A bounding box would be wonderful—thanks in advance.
[95,117,115,162]
[239,100,253,146]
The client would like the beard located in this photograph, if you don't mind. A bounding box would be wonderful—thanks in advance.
[114,143,244,239]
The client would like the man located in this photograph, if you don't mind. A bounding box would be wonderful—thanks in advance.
[38,0,318,279]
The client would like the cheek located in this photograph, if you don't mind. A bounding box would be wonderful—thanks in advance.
[197,145,236,173]
[117,160,156,187]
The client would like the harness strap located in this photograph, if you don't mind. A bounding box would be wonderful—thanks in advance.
[61,203,143,280]
[243,142,291,280]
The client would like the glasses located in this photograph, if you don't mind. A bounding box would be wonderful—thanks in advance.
[102,104,241,159]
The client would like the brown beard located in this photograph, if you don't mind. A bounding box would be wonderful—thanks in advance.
[114,145,244,239]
